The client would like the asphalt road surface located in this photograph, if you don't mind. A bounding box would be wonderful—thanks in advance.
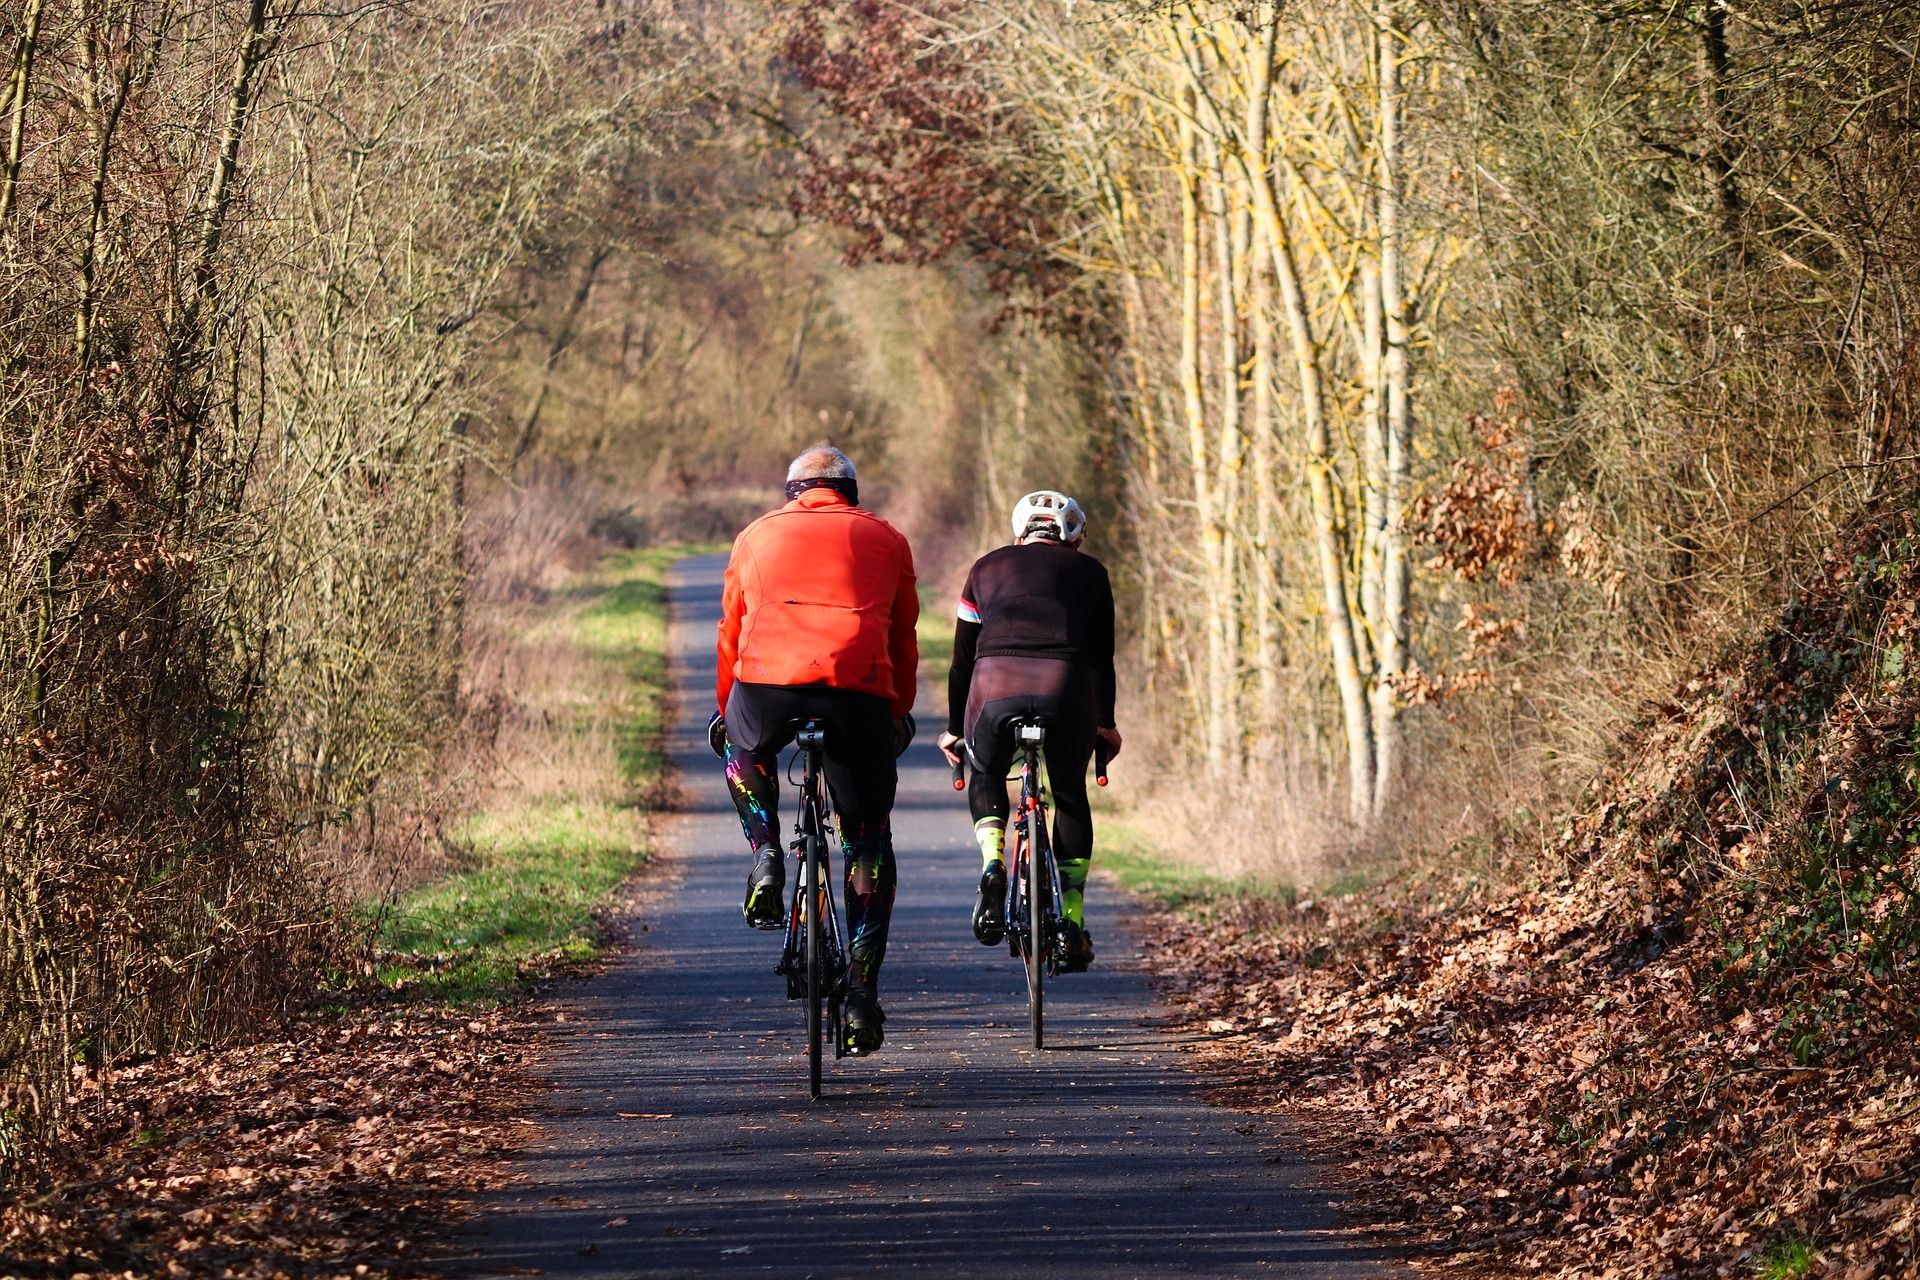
[452,553,1399,1279]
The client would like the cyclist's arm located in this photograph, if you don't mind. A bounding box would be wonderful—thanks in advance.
[946,615,980,737]
[948,566,983,735]
[1093,563,1117,729]
[716,540,748,713]
[885,540,919,718]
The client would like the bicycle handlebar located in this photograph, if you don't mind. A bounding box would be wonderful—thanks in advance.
[944,733,1108,787]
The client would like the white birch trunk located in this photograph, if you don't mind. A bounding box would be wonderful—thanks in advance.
[1372,2,1411,816]
[1206,126,1242,766]
[1244,12,1375,820]
[1177,91,1223,763]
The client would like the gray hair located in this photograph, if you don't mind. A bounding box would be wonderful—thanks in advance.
[787,445,856,483]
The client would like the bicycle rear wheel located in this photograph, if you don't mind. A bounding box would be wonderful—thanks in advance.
[1026,801,1045,1050]
[805,811,824,1100]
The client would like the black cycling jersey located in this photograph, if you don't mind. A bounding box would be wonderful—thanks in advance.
[947,540,1116,735]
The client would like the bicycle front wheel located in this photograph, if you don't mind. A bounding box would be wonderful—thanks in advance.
[1026,804,1045,1050]
[806,819,826,1100]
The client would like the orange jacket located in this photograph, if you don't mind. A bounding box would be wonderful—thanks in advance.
[716,488,919,718]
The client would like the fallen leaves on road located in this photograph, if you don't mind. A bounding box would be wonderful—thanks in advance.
[0,1007,530,1279]
[1145,507,1920,1278]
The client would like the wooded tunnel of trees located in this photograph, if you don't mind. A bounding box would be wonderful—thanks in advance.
[1,0,1916,1215]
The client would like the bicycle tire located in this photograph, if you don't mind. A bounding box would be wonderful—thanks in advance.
[1026,797,1045,1050]
[806,804,824,1101]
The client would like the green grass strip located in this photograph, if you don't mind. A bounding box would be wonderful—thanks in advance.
[375,545,694,1004]
[1095,814,1295,913]
[916,581,955,680]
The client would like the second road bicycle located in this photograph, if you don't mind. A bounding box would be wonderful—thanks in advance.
[952,720,1110,1051]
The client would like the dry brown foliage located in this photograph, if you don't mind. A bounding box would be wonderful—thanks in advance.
[1,0,685,1180]
[0,0,335,1179]
[1145,501,1920,1276]
[0,1006,528,1278]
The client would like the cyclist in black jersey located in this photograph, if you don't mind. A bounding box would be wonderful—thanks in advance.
[936,491,1121,971]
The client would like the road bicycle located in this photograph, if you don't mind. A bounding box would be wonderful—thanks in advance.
[952,719,1110,1051]
[772,719,848,1100]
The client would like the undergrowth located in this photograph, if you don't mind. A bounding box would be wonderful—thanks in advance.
[1134,501,1920,1277]
[372,546,683,1003]
[916,581,956,681]
[1099,813,1296,914]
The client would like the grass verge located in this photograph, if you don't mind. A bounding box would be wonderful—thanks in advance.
[916,581,954,678]
[1096,813,1296,913]
[374,545,688,1003]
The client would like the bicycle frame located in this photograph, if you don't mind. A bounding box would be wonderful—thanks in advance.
[773,720,848,1099]
[1003,719,1066,1049]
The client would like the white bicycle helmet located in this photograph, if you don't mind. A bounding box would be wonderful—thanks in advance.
[1010,490,1087,544]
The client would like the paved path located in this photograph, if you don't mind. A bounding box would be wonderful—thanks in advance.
[452,553,1398,1279]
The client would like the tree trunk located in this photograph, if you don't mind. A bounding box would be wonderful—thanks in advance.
[0,0,47,229]
[512,243,613,467]
[76,9,135,371]
[1242,2,1281,727]
[1250,235,1280,725]
[1177,87,1224,762]
[1204,125,1240,768]
[1245,11,1375,820]
[1371,2,1411,816]
[194,0,275,306]
[1697,0,1739,231]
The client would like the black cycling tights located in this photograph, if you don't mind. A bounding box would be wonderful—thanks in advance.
[723,681,898,992]
[963,658,1097,866]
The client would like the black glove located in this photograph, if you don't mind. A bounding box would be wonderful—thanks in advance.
[892,712,916,758]
[708,710,728,760]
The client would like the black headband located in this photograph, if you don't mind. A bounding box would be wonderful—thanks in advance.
[786,476,858,504]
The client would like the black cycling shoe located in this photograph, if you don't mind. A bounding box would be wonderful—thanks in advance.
[972,863,1007,945]
[1060,921,1095,973]
[843,986,885,1055]
[742,848,784,930]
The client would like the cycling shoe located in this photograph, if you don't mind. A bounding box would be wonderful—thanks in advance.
[742,848,784,930]
[972,863,1007,945]
[1060,921,1094,973]
[843,986,885,1055]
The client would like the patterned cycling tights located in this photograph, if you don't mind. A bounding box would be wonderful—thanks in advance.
[724,746,896,992]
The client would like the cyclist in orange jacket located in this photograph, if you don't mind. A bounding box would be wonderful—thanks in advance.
[938,491,1120,972]
[711,446,918,1054]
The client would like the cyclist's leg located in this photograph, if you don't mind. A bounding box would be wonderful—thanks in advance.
[1044,722,1095,927]
[962,659,1028,869]
[721,683,797,852]
[1040,671,1098,928]
[962,721,1015,868]
[839,814,895,991]
[723,684,803,926]
[814,689,898,997]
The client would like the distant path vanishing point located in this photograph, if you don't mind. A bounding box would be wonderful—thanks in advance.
[450,552,1401,1279]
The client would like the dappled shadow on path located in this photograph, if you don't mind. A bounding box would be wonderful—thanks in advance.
[445,553,1404,1279]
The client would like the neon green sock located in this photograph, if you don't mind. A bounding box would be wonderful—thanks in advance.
[1058,857,1090,926]
[974,817,1005,871]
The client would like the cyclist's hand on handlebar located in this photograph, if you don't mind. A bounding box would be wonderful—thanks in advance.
[936,731,963,768]
[892,712,916,758]
[708,710,728,760]
[1095,725,1123,760]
